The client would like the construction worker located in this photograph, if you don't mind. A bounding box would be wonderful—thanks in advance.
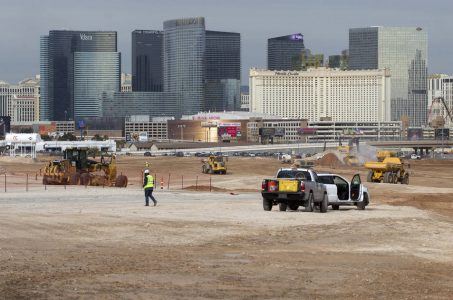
[143,169,157,206]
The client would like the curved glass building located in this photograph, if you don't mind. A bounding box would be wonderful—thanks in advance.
[73,52,120,119]
[40,30,118,120]
[163,17,205,115]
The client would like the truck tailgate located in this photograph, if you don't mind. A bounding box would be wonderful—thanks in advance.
[278,180,299,192]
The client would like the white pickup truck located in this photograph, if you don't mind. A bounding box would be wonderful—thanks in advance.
[317,173,370,210]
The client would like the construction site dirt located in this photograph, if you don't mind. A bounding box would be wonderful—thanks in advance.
[1,155,453,298]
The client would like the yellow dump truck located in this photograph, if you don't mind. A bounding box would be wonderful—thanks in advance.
[376,150,397,162]
[364,157,409,184]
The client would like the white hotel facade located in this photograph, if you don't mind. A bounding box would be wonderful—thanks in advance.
[249,68,391,122]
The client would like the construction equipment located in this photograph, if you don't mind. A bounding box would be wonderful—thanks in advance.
[376,150,397,162]
[428,96,453,128]
[42,147,128,187]
[364,157,409,184]
[280,154,293,164]
[201,155,227,174]
[292,159,314,169]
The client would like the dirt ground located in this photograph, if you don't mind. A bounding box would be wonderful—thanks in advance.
[1,155,453,298]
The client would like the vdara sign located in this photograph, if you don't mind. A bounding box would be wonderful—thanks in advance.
[80,33,93,41]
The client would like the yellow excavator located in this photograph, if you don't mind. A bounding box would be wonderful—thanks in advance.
[42,147,128,187]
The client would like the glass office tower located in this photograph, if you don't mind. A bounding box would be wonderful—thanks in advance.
[205,30,241,111]
[163,17,205,115]
[39,36,50,120]
[349,27,428,126]
[267,33,305,71]
[40,30,117,120]
[73,52,120,119]
[132,30,163,92]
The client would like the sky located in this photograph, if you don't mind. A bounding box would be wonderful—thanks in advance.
[0,0,452,85]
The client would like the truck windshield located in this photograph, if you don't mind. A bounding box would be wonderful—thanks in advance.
[277,170,311,180]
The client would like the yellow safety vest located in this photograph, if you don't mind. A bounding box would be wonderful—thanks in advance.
[144,174,154,189]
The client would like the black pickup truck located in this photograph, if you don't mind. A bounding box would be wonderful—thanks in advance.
[261,168,328,212]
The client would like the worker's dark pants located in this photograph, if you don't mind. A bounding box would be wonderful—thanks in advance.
[144,187,157,206]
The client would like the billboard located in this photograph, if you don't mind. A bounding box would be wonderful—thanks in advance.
[297,127,317,135]
[435,128,450,140]
[259,127,276,137]
[407,128,423,141]
[275,128,285,137]
[138,132,148,142]
[218,123,241,138]
[0,116,11,139]
[38,122,57,135]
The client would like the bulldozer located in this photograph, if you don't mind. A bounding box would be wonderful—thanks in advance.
[201,155,227,174]
[364,156,409,184]
[42,147,128,187]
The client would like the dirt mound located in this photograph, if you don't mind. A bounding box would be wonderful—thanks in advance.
[316,153,343,168]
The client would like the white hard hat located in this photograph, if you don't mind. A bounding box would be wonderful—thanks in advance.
[144,169,149,174]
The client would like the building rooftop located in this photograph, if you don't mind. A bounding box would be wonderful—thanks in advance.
[182,111,287,120]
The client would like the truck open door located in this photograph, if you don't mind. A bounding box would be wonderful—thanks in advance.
[350,174,361,201]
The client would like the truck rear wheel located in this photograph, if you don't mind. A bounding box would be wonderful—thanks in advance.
[278,202,287,211]
[115,175,128,188]
[320,194,328,213]
[392,172,399,184]
[305,193,314,212]
[263,198,272,211]
[332,204,340,210]
[288,203,299,211]
[383,172,389,183]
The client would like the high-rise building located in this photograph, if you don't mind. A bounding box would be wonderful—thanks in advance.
[121,73,132,92]
[40,30,119,121]
[205,30,241,111]
[349,27,428,126]
[131,30,163,92]
[73,52,120,119]
[163,17,206,115]
[249,68,391,122]
[39,36,50,121]
[267,33,305,71]
[428,74,453,127]
[328,50,349,70]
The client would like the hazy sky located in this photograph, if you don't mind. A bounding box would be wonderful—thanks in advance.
[1,0,452,84]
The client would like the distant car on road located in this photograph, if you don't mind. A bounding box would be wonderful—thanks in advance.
[410,153,421,160]
[144,151,152,157]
